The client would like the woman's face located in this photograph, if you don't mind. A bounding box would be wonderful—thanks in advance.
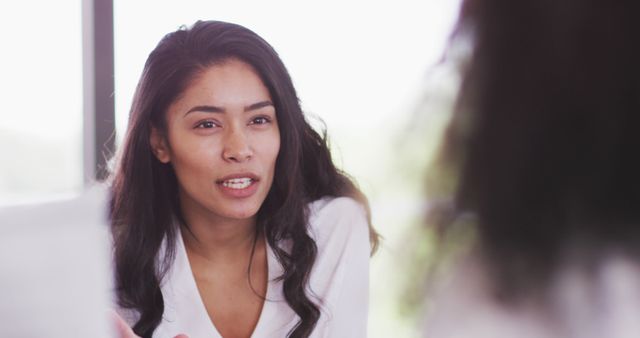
[151,58,280,224]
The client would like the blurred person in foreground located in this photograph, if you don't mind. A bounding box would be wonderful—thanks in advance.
[422,0,640,337]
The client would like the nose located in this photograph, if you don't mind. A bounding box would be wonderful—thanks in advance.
[222,128,253,163]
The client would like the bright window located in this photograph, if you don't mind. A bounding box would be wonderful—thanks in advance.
[0,0,83,205]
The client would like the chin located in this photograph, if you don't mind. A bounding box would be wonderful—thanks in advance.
[221,204,261,220]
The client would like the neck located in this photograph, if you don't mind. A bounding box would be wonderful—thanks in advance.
[179,197,258,263]
[182,220,257,261]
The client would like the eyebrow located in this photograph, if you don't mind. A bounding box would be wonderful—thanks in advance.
[184,100,274,116]
[246,100,274,112]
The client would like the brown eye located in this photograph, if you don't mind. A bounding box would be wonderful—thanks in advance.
[250,116,270,125]
[195,121,217,129]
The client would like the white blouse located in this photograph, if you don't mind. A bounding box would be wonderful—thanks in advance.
[118,197,371,338]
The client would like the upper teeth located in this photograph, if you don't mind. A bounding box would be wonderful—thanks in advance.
[222,178,253,189]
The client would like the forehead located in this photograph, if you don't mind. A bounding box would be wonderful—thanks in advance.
[171,58,272,112]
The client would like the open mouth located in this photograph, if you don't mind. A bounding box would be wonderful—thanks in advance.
[220,177,254,190]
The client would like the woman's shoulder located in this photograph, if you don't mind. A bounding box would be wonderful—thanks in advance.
[308,196,366,217]
[306,196,369,249]
[307,196,367,231]
[423,254,559,338]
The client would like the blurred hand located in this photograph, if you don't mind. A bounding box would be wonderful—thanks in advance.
[111,311,188,338]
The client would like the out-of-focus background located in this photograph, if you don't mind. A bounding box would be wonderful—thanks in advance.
[0,0,461,336]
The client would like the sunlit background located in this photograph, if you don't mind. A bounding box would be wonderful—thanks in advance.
[0,0,461,336]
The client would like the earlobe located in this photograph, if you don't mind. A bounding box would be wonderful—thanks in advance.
[149,127,171,163]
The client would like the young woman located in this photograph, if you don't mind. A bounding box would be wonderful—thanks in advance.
[110,20,377,338]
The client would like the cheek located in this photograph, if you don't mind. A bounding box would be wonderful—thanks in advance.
[261,139,280,191]
[263,134,280,169]
[170,139,221,176]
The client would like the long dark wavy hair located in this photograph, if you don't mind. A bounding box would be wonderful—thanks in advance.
[432,0,640,302]
[110,20,378,338]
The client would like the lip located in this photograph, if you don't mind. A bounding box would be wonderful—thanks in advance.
[215,172,260,183]
[215,172,260,199]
